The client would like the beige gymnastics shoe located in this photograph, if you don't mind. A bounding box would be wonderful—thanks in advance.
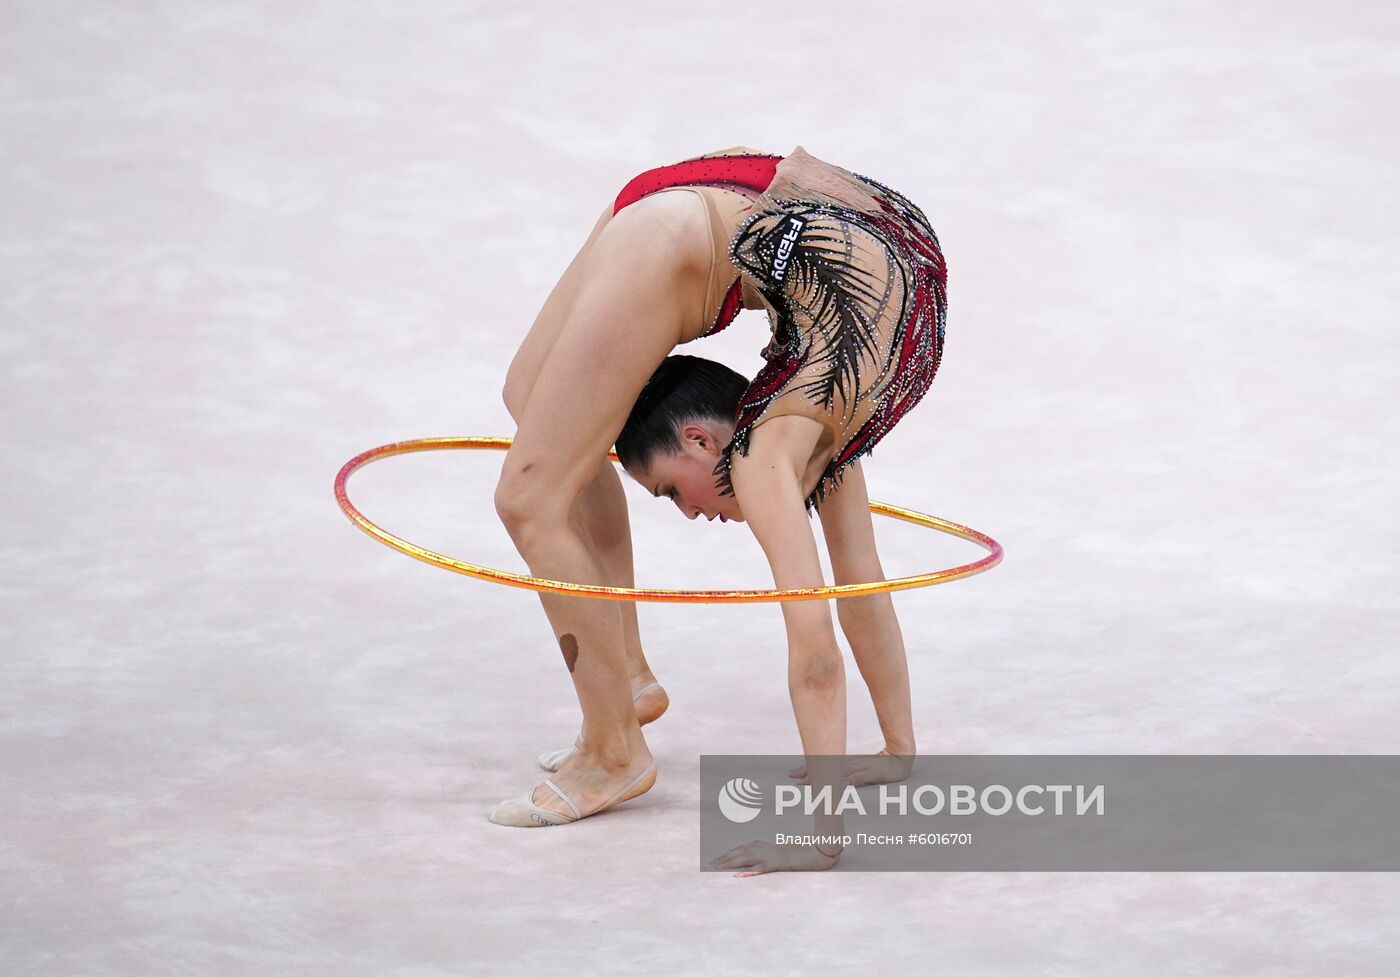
[486,762,657,827]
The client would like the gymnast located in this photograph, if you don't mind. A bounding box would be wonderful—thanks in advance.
[487,145,948,873]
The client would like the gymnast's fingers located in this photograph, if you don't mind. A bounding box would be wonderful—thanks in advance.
[710,843,759,868]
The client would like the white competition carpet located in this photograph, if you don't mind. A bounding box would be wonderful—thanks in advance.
[3,1,1397,973]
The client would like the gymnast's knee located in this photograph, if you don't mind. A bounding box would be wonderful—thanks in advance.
[493,471,568,547]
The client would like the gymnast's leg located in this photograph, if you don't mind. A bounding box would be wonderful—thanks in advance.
[503,389,667,723]
[489,296,683,821]
[571,460,669,723]
[500,202,668,731]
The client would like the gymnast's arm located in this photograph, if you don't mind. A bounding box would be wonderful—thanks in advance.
[729,415,848,840]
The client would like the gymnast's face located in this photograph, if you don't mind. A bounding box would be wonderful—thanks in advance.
[630,420,745,524]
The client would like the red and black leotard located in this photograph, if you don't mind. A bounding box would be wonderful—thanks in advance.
[612,152,784,340]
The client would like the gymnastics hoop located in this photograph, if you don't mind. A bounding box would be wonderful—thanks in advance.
[334,436,1002,604]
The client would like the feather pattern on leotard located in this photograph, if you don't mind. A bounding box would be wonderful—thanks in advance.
[730,202,902,425]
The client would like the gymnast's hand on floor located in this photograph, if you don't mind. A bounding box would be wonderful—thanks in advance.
[787,748,914,787]
[710,840,841,878]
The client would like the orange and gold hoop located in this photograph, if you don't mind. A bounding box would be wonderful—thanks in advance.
[334,436,1002,603]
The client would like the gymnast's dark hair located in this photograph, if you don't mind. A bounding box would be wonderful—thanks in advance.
[615,355,748,472]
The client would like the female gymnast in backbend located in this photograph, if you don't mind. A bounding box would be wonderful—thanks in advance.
[488,145,948,875]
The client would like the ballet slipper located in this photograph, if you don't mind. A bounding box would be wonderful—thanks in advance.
[537,682,664,772]
[486,762,658,827]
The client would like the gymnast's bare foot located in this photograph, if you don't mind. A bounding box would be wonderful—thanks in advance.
[537,676,669,771]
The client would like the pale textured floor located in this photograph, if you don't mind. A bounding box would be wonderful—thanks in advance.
[3,1,1398,974]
